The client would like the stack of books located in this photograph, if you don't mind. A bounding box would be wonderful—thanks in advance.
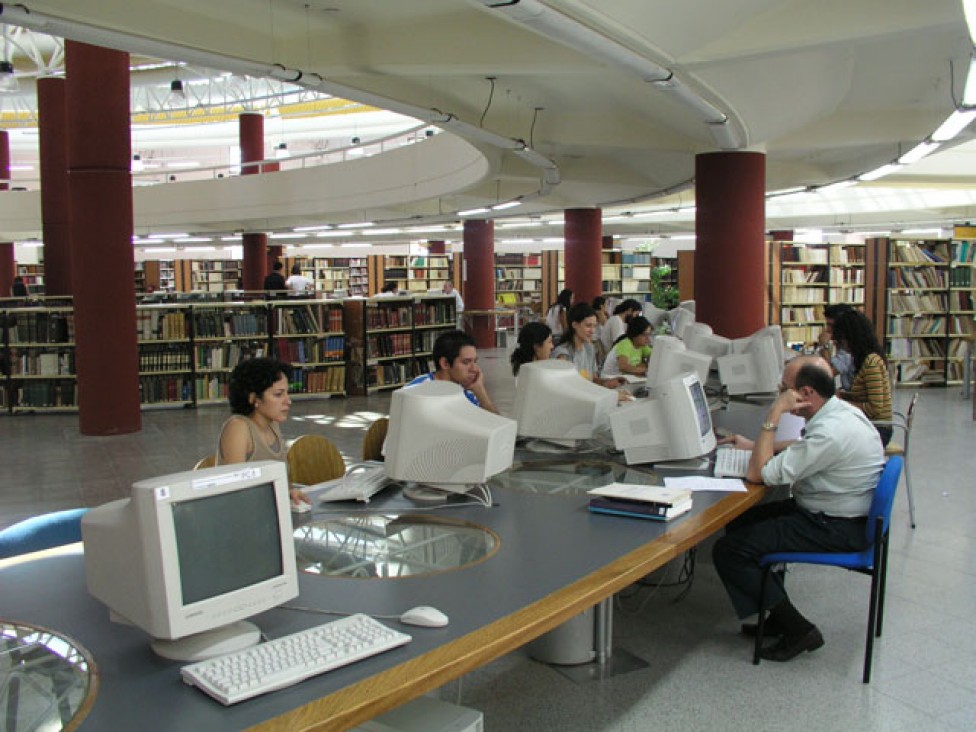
[586,483,693,521]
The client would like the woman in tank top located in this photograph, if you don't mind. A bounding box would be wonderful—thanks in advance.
[217,357,310,507]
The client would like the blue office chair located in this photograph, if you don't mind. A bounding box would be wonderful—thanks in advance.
[752,456,903,683]
[0,508,89,559]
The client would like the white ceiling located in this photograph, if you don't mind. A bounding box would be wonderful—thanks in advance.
[3,0,976,245]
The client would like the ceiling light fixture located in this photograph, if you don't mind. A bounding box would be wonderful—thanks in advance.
[897,141,940,165]
[858,163,902,182]
[167,78,186,108]
[931,109,976,141]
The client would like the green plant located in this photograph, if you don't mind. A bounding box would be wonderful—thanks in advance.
[649,265,679,310]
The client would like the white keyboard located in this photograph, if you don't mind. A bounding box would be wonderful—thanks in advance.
[313,462,390,503]
[713,448,752,478]
[181,614,412,705]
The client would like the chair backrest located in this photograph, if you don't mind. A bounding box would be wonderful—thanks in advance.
[361,417,389,461]
[287,435,346,486]
[193,454,217,471]
[865,456,903,545]
[904,392,919,431]
[0,508,90,559]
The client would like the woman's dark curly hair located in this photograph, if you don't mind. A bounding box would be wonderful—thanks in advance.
[228,357,290,415]
[830,309,884,372]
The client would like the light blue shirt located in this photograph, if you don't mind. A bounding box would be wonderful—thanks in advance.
[404,373,480,407]
[761,396,884,517]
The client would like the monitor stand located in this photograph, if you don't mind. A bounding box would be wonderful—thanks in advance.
[150,620,261,662]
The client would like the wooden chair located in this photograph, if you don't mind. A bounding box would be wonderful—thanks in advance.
[287,435,346,486]
[361,417,390,461]
[193,454,217,471]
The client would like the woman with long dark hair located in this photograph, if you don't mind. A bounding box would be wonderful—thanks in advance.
[545,288,573,339]
[553,302,624,387]
[831,310,893,445]
[510,321,553,376]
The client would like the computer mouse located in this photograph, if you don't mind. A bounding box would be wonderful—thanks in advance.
[399,606,449,628]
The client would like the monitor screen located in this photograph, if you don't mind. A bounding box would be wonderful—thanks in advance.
[718,328,784,395]
[82,461,299,661]
[513,360,618,443]
[610,372,716,464]
[683,323,732,359]
[385,380,517,491]
[647,335,712,389]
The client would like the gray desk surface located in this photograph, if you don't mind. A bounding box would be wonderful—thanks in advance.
[0,405,767,732]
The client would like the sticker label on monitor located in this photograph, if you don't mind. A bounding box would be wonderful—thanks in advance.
[191,466,261,491]
[155,486,171,501]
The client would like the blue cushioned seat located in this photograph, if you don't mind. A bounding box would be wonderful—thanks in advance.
[0,508,90,559]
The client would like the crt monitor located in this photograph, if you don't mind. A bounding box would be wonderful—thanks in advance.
[717,331,783,395]
[669,306,696,340]
[730,324,785,365]
[682,322,732,359]
[646,335,712,389]
[610,372,717,464]
[81,460,299,662]
[385,380,517,492]
[642,302,669,329]
[513,360,618,444]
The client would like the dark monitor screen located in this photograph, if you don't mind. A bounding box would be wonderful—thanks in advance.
[690,379,711,438]
[172,482,284,605]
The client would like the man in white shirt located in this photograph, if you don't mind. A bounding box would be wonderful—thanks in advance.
[285,264,313,293]
[712,356,884,663]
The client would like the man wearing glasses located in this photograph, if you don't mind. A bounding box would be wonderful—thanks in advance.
[712,356,885,662]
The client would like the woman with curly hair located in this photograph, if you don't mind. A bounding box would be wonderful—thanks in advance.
[832,310,893,445]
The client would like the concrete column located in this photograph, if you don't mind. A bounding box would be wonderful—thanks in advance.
[37,77,72,295]
[564,208,602,304]
[462,220,495,348]
[65,41,141,435]
[695,151,766,338]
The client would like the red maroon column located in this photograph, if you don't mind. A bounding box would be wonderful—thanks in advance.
[602,235,614,250]
[428,240,446,255]
[564,208,602,304]
[0,131,12,295]
[66,42,140,435]
[37,77,72,295]
[695,151,766,338]
[462,220,495,348]
[240,113,267,288]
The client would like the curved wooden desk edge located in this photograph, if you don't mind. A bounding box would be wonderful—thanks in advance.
[660,481,768,554]
[249,539,677,732]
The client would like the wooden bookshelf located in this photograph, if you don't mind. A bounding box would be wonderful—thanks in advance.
[494,252,543,310]
[136,303,193,407]
[269,299,347,397]
[3,306,76,411]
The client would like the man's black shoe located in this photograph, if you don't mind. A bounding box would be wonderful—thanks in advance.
[759,626,825,662]
[740,616,788,639]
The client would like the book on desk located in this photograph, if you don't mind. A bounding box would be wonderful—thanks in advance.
[586,483,692,521]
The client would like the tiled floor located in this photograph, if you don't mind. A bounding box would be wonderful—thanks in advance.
[2,348,974,731]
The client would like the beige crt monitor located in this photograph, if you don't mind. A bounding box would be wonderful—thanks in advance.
[82,461,299,661]
[513,360,617,443]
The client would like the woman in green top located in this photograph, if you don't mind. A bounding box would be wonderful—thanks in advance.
[832,309,893,446]
[607,315,652,377]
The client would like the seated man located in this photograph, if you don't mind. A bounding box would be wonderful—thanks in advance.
[405,330,499,414]
[712,356,884,662]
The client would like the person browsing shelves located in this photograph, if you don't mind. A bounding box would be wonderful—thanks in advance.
[217,357,310,508]
[712,356,884,662]
[405,330,499,413]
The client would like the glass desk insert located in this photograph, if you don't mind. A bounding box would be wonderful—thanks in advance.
[294,515,498,578]
[490,459,660,496]
[0,622,97,732]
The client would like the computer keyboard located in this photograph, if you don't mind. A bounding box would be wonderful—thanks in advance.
[313,462,390,503]
[713,447,752,478]
[180,614,412,705]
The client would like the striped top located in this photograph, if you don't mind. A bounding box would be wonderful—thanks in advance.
[843,352,892,422]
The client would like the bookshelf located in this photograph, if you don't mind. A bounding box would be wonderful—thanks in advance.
[311,257,369,297]
[190,302,271,404]
[768,241,868,348]
[136,304,193,407]
[3,306,76,411]
[620,253,659,299]
[406,255,452,293]
[344,295,457,396]
[600,251,622,296]
[192,260,242,293]
[948,237,976,384]
[16,264,45,296]
[269,300,347,397]
[495,253,543,310]
[880,238,951,386]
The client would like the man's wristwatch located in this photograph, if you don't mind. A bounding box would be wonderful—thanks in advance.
[761,421,779,432]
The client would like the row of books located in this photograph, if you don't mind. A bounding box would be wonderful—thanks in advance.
[274,306,322,335]
[781,286,826,304]
[780,306,824,324]
[780,247,829,264]
[366,305,412,330]
[193,310,269,338]
[137,310,188,341]
[368,358,433,388]
[889,268,947,289]
[140,376,193,404]
[889,293,947,312]
[829,287,864,303]
[139,344,193,373]
[7,349,74,376]
[287,366,346,394]
[368,333,413,358]
[888,316,945,336]
[414,329,447,352]
[951,240,976,263]
[6,312,73,344]
[195,343,267,371]
[13,380,76,408]
[413,300,455,326]
[783,270,824,284]
[828,269,864,284]
[782,325,823,345]
[888,338,947,358]
[496,253,540,266]
[275,336,345,364]
[195,375,231,402]
[949,266,973,287]
[890,241,950,264]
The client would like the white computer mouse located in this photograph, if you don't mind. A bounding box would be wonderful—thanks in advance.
[399,606,449,628]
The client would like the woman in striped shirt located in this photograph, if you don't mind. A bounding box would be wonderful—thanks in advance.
[831,309,893,445]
